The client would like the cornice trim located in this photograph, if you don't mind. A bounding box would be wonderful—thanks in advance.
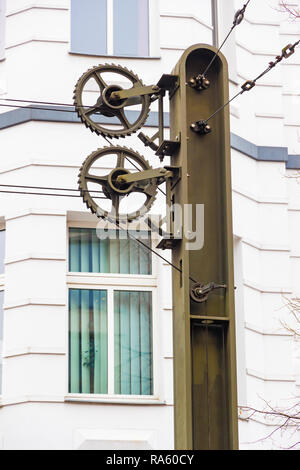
[0,106,299,169]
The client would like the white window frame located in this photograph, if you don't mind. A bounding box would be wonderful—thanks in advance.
[65,221,162,404]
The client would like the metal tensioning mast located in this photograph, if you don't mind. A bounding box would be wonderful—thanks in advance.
[169,44,238,450]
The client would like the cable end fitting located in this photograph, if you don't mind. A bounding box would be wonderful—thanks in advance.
[188,75,210,91]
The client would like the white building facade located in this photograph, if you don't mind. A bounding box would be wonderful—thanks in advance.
[0,0,299,450]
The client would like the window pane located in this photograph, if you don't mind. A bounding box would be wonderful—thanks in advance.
[0,290,3,394]
[69,228,152,275]
[71,0,107,55]
[114,291,153,395]
[0,230,5,274]
[69,289,108,394]
[114,0,149,57]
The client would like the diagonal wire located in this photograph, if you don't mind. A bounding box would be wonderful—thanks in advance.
[204,37,300,124]
[202,0,252,77]
[0,183,104,195]
[0,102,77,113]
[0,189,106,199]
[106,215,199,284]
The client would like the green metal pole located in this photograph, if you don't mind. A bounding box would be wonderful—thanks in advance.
[169,44,238,450]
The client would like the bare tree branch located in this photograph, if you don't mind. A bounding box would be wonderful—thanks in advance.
[277,1,300,20]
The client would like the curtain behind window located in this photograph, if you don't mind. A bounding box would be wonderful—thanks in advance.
[69,228,152,275]
[69,289,108,394]
[114,290,153,395]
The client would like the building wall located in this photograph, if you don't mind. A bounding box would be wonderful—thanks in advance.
[0,0,299,449]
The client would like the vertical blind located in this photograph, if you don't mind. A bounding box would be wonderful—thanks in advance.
[69,228,152,275]
[69,289,108,394]
[69,289,153,395]
[114,291,153,395]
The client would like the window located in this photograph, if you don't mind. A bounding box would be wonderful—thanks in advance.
[0,0,5,60]
[69,288,153,395]
[0,230,5,274]
[68,227,154,397]
[70,0,151,57]
[69,227,152,275]
[0,290,3,395]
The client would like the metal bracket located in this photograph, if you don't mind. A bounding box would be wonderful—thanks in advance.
[116,167,174,185]
[145,216,182,250]
[157,74,179,98]
[110,84,161,102]
[156,138,181,159]
[156,236,181,250]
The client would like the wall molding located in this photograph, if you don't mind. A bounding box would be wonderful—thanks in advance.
[4,298,66,310]
[0,106,299,169]
[246,368,295,382]
[6,38,69,50]
[0,395,65,407]
[160,12,213,31]
[233,185,288,205]
[6,4,69,18]
[245,322,293,337]
[243,279,292,295]
[5,208,66,221]
[5,253,66,265]
[3,347,66,358]
[244,15,280,27]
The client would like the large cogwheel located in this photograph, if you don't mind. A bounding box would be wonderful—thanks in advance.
[73,64,151,139]
[78,146,157,222]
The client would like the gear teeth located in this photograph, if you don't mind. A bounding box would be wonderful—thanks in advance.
[78,146,158,221]
[73,63,151,139]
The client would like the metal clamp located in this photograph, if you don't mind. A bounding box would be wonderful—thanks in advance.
[188,75,210,91]
[190,120,212,135]
[241,80,256,92]
[282,44,295,59]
